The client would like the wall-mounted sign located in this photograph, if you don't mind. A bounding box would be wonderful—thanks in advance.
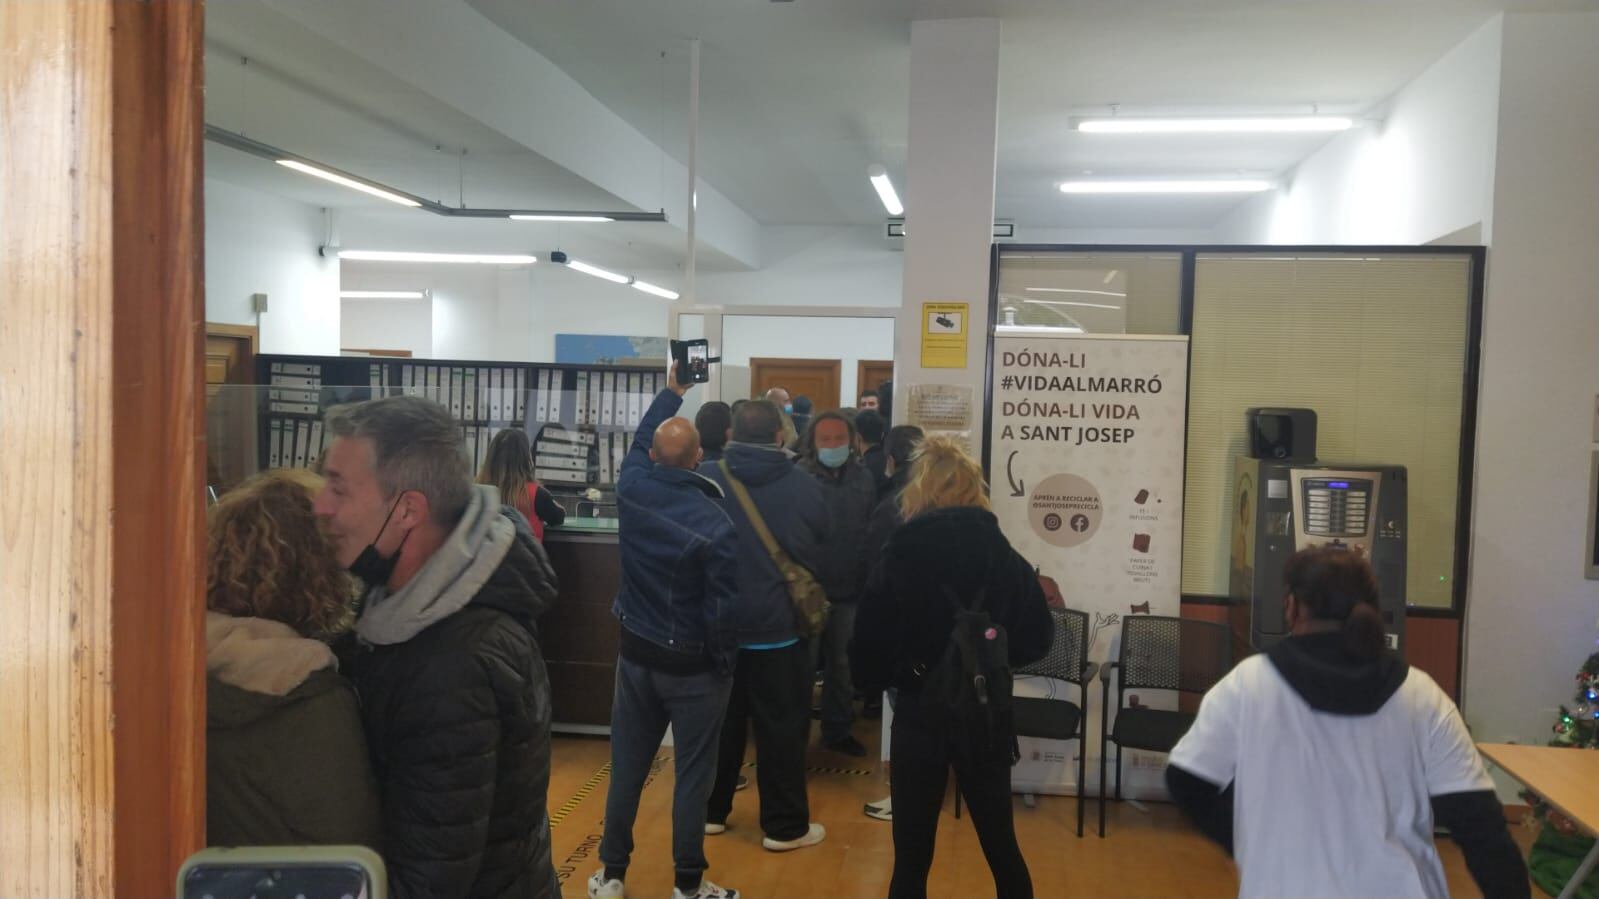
[920,302,968,368]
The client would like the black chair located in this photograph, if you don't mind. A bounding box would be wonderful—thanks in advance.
[993,607,1098,836]
[1097,615,1232,837]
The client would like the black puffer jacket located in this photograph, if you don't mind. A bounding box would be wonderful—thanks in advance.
[798,456,878,602]
[340,521,559,899]
[851,506,1052,696]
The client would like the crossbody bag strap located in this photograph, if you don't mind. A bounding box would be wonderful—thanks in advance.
[718,459,786,562]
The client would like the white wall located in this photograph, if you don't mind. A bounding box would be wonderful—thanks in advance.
[1210,17,1503,246]
[340,296,433,356]
[1462,12,1599,751]
[204,176,340,354]
[332,259,667,362]
[720,315,897,406]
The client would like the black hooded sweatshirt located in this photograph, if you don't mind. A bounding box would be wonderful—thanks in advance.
[1166,632,1529,899]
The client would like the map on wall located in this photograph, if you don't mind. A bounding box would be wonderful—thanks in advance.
[555,334,667,367]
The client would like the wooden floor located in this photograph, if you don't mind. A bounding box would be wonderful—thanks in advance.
[548,723,1542,898]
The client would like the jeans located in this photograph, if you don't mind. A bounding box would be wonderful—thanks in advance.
[705,641,812,841]
[599,656,733,885]
[811,601,857,744]
[887,699,1032,899]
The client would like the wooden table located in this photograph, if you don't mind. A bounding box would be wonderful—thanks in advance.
[1478,743,1599,899]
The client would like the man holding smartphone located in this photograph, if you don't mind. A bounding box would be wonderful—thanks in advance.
[591,363,743,899]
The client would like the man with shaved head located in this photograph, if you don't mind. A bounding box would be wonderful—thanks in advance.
[592,364,743,899]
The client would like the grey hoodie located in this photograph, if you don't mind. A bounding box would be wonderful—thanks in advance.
[357,484,516,646]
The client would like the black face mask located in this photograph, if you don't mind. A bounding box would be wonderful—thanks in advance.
[348,494,411,589]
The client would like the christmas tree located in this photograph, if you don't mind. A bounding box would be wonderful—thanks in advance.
[1524,651,1599,899]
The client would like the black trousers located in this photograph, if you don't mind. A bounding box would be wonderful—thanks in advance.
[888,700,1033,899]
[705,641,812,841]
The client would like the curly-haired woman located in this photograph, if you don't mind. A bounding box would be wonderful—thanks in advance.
[205,469,382,848]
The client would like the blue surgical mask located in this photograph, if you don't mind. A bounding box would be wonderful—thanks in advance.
[817,446,850,469]
[784,404,794,414]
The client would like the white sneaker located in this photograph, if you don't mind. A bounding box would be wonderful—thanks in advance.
[864,796,893,821]
[703,821,727,835]
[587,869,625,899]
[673,878,739,899]
[761,822,826,852]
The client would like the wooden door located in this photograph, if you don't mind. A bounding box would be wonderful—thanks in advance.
[856,360,894,403]
[749,358,842,412]
[205,324,257,493]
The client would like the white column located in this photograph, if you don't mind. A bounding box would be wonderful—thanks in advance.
[1463,11,1599,743]
[893,18,1001,438]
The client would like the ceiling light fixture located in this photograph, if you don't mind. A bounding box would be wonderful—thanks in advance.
[868,164,904,216]
[333,249,538,265]
[277,159,422,207]
[1025,287,1127,298]
[630,280,681,300]
[207,125,665,222]
[566,259,631,284]
[340,290,427,300]
[995,324,1085,335]
[1060,179,1273,195]
[509,214,616,223]
[1077,116,1353,134]
[1024,298,1122,311]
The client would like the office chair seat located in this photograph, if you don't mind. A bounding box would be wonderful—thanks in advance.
[1110,706,1195,753]
[1012,695,1082,742]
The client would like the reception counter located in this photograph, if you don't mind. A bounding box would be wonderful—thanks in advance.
[542,518,620,733]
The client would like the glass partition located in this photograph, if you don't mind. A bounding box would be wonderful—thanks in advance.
[206,361,679,534]
[995,251,1183,336]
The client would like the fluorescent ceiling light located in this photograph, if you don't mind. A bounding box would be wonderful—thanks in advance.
[340,290,426,300]
[1060,179,1272,194]
[1077,116,1353,134]
[1025,287,1127,298]
[276,159,422,207]
[631,280,680,300]
[996,324,1085,335]
[336,250,537,265]
[510,214,616,223]
[868,164,904,216]
[566,259,630,284]
[1025,298,1122,311]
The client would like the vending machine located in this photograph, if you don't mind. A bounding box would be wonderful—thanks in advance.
[1231,458,1408,651]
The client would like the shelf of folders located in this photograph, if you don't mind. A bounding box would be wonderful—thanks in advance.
[255,354,666,489]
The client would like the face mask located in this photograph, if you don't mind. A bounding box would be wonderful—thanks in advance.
[817,446,851,469]
[784,404,794,414]
[348,494,412,589]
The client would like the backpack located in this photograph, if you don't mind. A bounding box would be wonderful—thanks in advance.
[718,459,831,638]
[917,586,1018,764]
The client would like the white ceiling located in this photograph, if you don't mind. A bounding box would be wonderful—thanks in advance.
[205,0,1584,244]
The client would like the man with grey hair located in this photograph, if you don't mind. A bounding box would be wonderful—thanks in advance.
[316,395,560,899]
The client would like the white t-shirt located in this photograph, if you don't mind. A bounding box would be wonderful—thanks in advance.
[1169,655,1494,899]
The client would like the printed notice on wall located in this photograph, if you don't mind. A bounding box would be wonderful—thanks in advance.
[920,302,969,368]
[907,384,975,454]
[987,333,1189,800]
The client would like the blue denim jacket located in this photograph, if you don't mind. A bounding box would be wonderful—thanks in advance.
[614,390,740,668]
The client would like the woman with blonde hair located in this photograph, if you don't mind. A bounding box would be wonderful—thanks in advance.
[206,469,381,848]
[850,436,1053,899]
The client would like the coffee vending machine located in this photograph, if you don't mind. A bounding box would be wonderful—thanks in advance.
[1231,456,1409,651]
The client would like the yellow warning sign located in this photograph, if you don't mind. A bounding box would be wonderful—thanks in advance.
[920,302,969,368]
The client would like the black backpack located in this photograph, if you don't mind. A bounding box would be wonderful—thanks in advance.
[917,586,1018,764]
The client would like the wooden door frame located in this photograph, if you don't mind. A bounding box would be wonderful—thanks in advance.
[856,359,893,400]
[3,1,205,893]
[748,357,843,408]
[207,322,259,383]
